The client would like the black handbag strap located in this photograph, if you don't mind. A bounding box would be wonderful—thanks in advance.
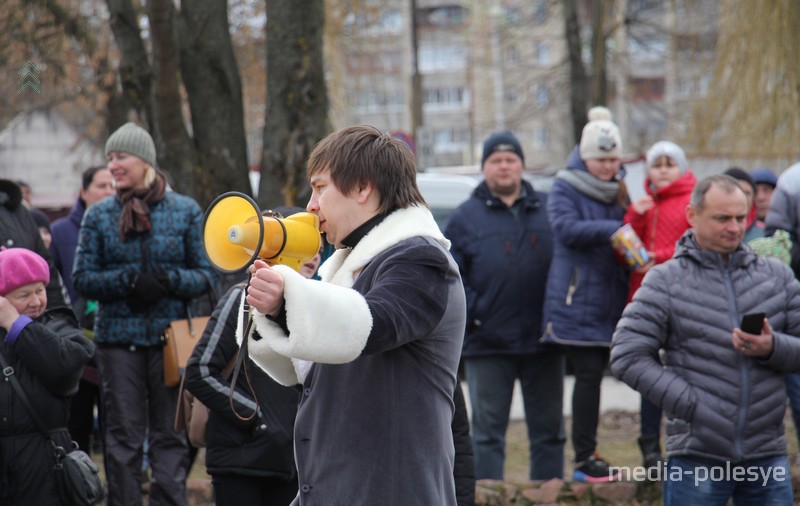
[0,349,53,439]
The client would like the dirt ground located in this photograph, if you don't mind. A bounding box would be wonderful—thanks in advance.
[503,410,800,483]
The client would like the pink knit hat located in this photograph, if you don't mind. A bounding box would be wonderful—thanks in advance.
[0,247,50,295]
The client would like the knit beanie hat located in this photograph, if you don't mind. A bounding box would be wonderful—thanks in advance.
[481,131,525,166]
[579,106,622,160]
[0,247,50,295]
[723,167,755,195]
[105,122,157,167]
[750,168,778,188]
[646,141,688,174]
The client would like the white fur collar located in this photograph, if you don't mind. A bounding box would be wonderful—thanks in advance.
[318,205,448,288]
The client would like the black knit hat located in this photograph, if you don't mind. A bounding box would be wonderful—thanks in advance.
[724,167,755,195]
[481,131,525,166]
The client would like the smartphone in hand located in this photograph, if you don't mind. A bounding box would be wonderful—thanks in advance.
[740,312,766,334]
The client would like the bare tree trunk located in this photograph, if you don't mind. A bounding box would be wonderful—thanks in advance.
[106,0,155,130]
[178,0,251,209]
[259,0,330,209]
[146,0,198,193]
[590,0,608,106]
[564,0,588,145]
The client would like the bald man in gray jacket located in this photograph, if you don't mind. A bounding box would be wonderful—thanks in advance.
[611,175,800,505]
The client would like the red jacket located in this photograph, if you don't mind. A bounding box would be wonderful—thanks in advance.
[624,170,697,302]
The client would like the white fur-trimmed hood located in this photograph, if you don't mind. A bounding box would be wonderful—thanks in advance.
[246,205,445,385]
[318,205,448,288]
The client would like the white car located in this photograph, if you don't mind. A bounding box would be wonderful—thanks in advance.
[416,173,479,231]
[417,171,555,231]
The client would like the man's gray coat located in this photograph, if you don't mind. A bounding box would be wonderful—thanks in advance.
[245,206,466,505]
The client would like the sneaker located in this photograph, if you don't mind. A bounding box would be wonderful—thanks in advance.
[572,453,619,483]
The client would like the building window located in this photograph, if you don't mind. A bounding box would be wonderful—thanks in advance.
[433,128,470,153]
[536,84,550,107]
[533,1,548,24]
[534,126,551,149]
[534,42,551,65]
[505,45,519,65]
[347,50,403,73]
[419,45,468,72]
[344,8,404,36]
[354,89,405,112]
[676,76,693,98]
[505,6,522,24]
[505,89,519,106]
[418,6,469,28]
[424,87,468,110]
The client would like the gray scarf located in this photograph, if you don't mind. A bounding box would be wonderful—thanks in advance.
[556,168,620,204]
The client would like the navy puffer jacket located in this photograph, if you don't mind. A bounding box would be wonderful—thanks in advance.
[611,231,800,461]
[73,191,217,346]
[445,180,553,356]
[542,148,628,347]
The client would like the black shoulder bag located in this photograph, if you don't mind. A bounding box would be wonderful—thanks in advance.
[0,350,105,506]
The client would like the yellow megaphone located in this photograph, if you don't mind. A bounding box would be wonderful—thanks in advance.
[203,192,321,273]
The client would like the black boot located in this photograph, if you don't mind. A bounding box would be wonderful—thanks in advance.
[637,435,662,470]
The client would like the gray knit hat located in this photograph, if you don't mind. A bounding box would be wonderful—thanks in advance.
[105,122,156,167]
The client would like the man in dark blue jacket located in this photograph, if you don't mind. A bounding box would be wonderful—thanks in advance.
[445,131,565,480]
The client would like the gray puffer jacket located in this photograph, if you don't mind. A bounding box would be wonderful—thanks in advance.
[611,230,800,462]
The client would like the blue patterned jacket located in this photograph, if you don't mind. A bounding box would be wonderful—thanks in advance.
[73,191,217,347]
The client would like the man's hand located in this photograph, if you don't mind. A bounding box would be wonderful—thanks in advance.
[246,259,285,317]
[732,316,774,357]
[0,296,21,330]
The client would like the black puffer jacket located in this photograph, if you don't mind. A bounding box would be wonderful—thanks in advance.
[0,180,67,309]
[185,285,300,479]
[0,307,95,505]
[611,231,800,462]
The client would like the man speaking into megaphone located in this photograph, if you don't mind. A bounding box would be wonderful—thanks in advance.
[243,125,467,505]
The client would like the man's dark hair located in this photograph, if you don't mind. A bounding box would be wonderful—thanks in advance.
[81,166,108,191]
[307,125,427,214]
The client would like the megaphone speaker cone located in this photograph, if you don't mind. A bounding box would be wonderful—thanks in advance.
[203,191,322,273]
[203,192,263,273]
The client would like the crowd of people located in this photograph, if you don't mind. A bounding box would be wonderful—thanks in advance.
[0,111,799,506]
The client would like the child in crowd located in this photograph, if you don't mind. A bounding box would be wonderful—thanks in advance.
[624,140,696,471]
[625,141,697,302]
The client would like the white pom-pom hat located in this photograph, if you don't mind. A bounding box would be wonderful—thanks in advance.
[579,106,622,160]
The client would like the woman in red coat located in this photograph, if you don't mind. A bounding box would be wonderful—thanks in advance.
[623,140,696,473]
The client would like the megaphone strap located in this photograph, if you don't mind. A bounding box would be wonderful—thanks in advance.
[228,276,260,423]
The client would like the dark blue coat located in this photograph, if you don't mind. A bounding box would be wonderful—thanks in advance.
[445,180,554,356]
[50,198,86,302]
[542,147,628,346]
